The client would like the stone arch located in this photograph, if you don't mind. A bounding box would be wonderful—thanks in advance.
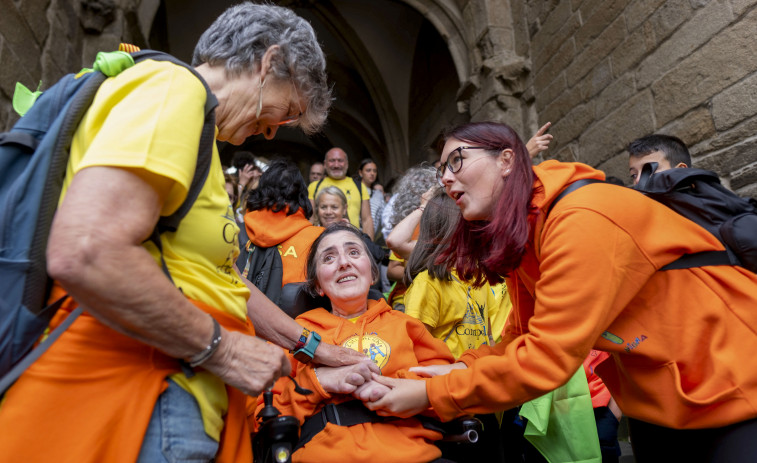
[400,0,472,86]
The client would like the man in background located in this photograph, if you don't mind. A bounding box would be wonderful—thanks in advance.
[628,134,691,185]
[308,147,374,238]
[309,161,325,183]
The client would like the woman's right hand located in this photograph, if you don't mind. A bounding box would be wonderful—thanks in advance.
[408,362,467,377]
[526,122,553,159]
[313,360,379,394]
[203,329,291,397]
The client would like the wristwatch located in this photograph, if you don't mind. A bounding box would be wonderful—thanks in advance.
[292,331,321,364]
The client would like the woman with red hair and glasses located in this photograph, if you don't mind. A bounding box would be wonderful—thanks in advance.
[359,121,757,462]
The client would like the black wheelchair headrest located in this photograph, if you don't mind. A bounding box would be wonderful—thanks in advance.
[279,283,386,319]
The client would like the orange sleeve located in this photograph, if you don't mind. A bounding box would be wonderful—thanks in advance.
[395,319,455,379]
[427,207,656,420]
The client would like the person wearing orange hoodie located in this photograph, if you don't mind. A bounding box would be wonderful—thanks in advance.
[255,224,455,463]
[362,121,757,462]
[242,159,324,287]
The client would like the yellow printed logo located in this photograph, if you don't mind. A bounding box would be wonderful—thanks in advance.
[342,334,390,369]
[282,246,297,258]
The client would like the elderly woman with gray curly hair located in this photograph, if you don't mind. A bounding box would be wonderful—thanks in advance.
[0,3,373,462]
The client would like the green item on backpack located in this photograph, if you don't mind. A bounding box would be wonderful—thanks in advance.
[12,82,42,117]
[92,50,135,76]
[520,367,601,463]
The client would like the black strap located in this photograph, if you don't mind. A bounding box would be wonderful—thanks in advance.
[546,178,604,216]
[129,51,219,233]
[0,132,39,152]
[296,401,388,451]
[313,178,325,198]
[660,250,733,271]
[548,177,737,272]
[635,161,659,191]
[130,51,217,283]
[0,296,76,395]
[353,176,364,202]
[22,72,109,317]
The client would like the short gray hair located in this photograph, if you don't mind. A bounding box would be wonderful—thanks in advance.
[390,165,437,227]
[192,2,331,134]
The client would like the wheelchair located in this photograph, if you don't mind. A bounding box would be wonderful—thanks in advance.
[252,388,483,463]
[251,283,485,463]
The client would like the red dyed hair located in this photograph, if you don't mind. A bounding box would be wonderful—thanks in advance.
[435,122,538,285]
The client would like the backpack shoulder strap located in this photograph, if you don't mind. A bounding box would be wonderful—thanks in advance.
[353,177,363,201]
[313,178,325,198]
[545,178,604,217]
[129,51,219,233]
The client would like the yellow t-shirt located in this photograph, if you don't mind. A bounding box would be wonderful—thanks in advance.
[489,282,512,343]
[308,176,369,228]
[404,270,498,359]
[387,250,407,308]
[65,60,249,440]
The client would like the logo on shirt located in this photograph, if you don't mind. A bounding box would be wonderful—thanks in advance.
[461,299,485,326]
[342,334,390,369]
[623,335,648,353]
[601,331,624,344]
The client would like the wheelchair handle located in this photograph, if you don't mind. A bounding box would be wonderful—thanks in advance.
[442,429,479,443]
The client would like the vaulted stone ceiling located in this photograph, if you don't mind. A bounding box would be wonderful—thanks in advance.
[163,0,464,183]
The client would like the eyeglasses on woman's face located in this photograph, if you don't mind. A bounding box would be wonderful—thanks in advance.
[436,146,489,186]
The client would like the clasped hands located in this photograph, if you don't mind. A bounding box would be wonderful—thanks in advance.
[315,361,467,418]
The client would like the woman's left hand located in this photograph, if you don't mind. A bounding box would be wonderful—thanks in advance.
[362,374,430,418]
[353,379,391,402]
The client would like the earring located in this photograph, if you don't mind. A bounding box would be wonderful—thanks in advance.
[256,77,267,118]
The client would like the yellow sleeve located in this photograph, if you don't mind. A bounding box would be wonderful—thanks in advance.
[73,60,207,215]
[404,272,441,328]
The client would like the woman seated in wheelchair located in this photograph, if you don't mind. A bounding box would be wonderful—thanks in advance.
[254,222,456,463]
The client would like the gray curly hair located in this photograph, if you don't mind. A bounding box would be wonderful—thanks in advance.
[390,165,438,227]
[192,2,331,134]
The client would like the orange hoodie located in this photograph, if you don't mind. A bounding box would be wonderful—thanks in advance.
[244,208,323,286]
[255,299,455,463]
[427,160,757,429]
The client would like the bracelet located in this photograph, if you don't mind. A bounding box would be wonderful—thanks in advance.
[292,327,311,352]
[416,206,425,212]
[186,317,222,367]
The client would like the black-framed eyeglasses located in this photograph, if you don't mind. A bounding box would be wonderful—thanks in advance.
[436,146,489,186]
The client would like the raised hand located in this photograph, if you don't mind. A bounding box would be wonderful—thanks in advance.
[526,122,553,159]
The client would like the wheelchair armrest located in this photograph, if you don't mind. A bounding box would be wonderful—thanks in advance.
[420,416,483,443]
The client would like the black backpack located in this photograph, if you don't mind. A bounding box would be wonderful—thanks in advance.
[0,49,217,394]
[241,244,285,307]
[635,162,757,273]
[550,163,757,273]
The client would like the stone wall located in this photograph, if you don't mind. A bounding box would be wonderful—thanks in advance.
[526,0,757,196]
[0,0,158,131]
[2,0,756,197]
